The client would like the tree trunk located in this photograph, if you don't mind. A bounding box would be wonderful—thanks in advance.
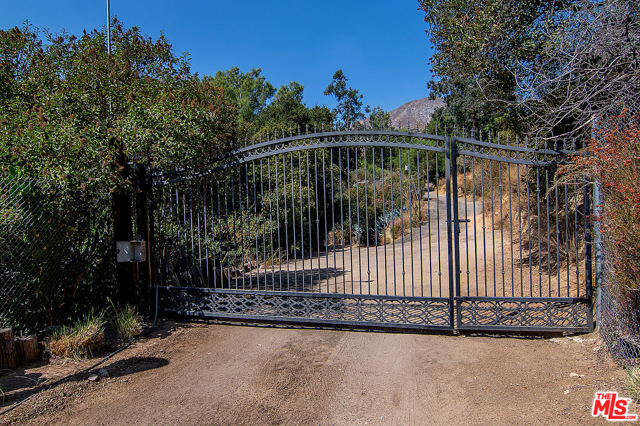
[0,328,17,369]
[15,336,39,364]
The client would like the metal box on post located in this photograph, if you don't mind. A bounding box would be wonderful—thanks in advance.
[116,240,147,262]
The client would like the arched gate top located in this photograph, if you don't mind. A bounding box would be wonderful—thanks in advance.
[154,130,575,186]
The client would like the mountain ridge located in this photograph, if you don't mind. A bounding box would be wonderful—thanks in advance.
[389,96,445,130]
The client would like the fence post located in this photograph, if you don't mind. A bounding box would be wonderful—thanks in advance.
[594,181,604,327]
[591,116,604,328]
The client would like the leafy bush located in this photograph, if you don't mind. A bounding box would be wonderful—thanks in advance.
[1,21,238,324]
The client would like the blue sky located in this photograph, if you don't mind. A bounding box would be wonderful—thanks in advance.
[1,1,434,112]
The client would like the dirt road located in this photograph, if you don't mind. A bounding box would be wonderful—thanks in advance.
[239,192,477,298]
[1,321,628,425]
[236,190,579,301]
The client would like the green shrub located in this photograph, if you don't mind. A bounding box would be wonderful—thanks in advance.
[112,304,143,341]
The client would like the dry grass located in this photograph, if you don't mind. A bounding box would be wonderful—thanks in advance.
[49,314,105,359]
[379,202,430,245]
[327,227,355,248]
[437,171,479,197]
[262,248,287,268]
[454,162,586,276]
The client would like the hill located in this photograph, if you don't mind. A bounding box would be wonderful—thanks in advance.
[389,96,445,130]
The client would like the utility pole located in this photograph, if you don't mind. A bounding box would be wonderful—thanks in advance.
[107,0,138,306]
[107,0,111,55]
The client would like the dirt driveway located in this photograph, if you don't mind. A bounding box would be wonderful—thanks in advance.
[0,320,631,425]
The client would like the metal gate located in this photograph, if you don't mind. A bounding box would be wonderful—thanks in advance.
[152,130,593,332]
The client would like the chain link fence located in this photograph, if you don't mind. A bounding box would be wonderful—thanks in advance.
[600,277,640,368]
[0,174,117,335]
[594,107,640,368]
[597,201,640,368]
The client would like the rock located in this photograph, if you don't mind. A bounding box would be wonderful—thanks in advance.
[87,374,99,382]
[98,368,109,378]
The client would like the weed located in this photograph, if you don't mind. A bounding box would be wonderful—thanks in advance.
[627,367,640,403]
[111,304,143,341]
[49,313,105,359]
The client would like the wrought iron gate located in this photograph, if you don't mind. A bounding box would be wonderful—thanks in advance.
[152,130,593,332]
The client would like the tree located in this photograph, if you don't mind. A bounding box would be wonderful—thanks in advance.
[420,0,640,143]
[256,81,333,133]
[0,21,237,192]
[205,67,275,125]
[419,0,566,136]
[324,69,369,129]
[368,106,392,130]
[428,77,518,136]
[512,0,640,143]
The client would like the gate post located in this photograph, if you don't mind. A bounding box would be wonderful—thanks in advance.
[133,163,153,316]
[450,138,461,304]
[584,182,595,332]
[444,135,459,330]
[112,138,135,306]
